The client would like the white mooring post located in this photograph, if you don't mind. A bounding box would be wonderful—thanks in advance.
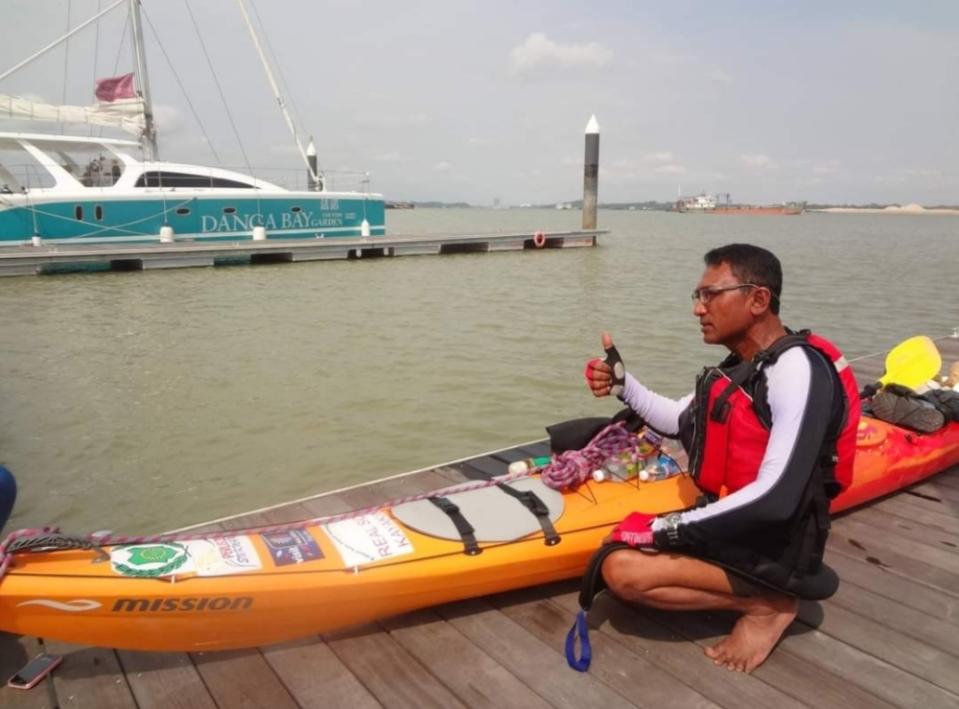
[582,115,600,230]
[159,225,174,243]
[252,226,267,241]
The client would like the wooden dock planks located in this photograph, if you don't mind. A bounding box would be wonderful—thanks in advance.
[2,337,958,707]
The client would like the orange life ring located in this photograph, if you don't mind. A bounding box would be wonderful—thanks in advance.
[533,231,547,248]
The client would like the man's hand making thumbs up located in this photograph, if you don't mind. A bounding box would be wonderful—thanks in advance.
[584,331,626,398]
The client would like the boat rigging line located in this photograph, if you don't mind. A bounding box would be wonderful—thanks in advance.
[0,0,126,84]
[235,0,320,188]
[128,0,157,159]
[182,0,249,171]
[247,0,315,174]
[61,0,73,129]
[139,6,221,165]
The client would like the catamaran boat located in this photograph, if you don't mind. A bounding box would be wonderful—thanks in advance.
[0,1,384,246]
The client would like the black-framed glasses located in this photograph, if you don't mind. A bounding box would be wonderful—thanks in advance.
[691,283,760,305]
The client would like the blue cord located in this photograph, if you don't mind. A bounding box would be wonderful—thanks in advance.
[565,610,592,671]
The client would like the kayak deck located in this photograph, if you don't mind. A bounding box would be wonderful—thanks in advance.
[2,336,959,707]
[3,460,957,708]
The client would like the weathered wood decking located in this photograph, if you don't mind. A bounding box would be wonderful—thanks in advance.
[2,337,958,708]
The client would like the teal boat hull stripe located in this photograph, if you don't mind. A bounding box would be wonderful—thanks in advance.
[0,195,385,243]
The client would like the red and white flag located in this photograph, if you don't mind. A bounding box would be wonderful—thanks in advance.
[94,73,136,102]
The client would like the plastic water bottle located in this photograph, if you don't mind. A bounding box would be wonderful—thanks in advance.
[507,455,552,475]
[639,454,682,482]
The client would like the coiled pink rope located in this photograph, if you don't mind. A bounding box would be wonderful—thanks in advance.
[0,471,535,577]
[0,423,637,576]
[540,422,638,490]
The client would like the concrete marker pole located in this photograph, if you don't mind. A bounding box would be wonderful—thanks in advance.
[582,115,600,230]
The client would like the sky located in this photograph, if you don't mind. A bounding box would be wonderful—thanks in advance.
[1,0,957,205]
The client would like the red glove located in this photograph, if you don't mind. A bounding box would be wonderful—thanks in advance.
[583,358,603,382]
[609,511,656,548]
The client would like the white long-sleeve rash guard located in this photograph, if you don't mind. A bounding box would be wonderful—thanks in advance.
[620,347,835,537]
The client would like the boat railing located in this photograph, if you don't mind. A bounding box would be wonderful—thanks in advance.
[237,167,373,194]
[0,161,375,195]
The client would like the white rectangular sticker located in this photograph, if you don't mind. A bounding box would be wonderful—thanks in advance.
[185,536,262,577]
[322,513,414,568]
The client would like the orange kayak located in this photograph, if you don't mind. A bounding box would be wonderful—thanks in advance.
[0,417,956,652]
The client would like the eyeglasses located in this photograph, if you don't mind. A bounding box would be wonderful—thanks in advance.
[690,283,761,305]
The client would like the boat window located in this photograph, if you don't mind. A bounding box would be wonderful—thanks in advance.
[176,207,191,216]
[95,205,103,221]
[291,206,302,213]
[134,171,256,189]
[223,206,237,214]
[75,205,83,220]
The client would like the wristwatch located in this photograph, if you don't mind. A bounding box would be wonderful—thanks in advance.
[661,512,683,544]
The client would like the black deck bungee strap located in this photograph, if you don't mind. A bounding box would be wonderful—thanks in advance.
[496,483,561,546]
[428,496,481,555]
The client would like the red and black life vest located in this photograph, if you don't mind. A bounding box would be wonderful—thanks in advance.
[682,330,861,500]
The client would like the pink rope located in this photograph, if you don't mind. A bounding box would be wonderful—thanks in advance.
[540,422,638,490]
[0,472,536,574]
[0,423,639,576]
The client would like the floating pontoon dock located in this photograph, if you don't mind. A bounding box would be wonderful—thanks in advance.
[0,229,603,277]
[2,337,958,708]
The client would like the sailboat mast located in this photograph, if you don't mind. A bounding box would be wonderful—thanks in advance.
[235,0,318,186]
[129,0,158,160]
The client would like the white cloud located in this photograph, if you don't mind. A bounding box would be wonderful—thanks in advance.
[373,152,402,162]
[433,161,451,172]
[654,164,686,175]
[355,113,431,128]
[705,67,733,83]
[813,159,841,175]
[509,33,612,76]
[643,151,675,163]
[152,103,185,135]
[267,143,303,157]
[741,153,775,169]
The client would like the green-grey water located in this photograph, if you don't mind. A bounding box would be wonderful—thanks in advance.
[1,209,956,534]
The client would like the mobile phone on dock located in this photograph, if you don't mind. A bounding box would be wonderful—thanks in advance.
[6,653,62,690]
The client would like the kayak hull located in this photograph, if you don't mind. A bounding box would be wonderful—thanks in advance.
[1,418,957,651]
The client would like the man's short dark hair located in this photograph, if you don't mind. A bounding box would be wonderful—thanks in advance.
[704,244,782,315]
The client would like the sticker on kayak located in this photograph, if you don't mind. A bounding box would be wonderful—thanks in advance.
[260,529,324,566]
[111,542,193,578]
[857,420,887,448]
[322,513,414,568]
[184,536,262,576]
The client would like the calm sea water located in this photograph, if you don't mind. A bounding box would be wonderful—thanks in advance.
[1,209,957,533]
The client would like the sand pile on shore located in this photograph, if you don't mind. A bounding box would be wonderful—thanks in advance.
[818,204,959,215]
[884,203,925,213]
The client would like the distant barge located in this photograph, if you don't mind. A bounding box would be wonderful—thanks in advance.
[675,193,805,215]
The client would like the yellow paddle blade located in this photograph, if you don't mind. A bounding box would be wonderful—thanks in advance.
[878,335,942,389]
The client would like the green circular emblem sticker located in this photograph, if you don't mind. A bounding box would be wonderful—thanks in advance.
[111,542,189,578]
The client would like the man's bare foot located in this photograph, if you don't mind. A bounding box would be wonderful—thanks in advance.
[704,597,799,672]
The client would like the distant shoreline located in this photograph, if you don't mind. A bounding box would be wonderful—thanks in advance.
[813,205,959,215]
[385,202,959,214]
